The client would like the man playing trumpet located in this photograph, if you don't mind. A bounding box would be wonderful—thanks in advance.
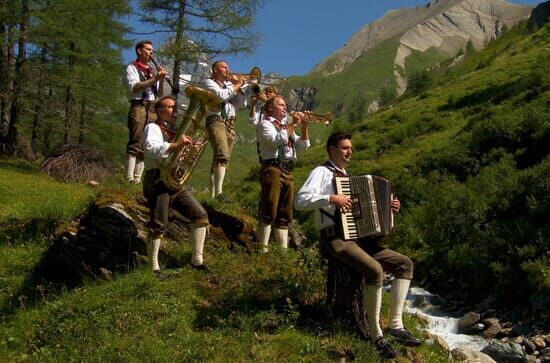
[201,60,248,201]
[256,95,310,252]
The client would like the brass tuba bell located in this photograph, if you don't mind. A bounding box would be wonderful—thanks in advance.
[160,86,221,191]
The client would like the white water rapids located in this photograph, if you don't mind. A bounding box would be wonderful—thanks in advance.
[402,286,491,352]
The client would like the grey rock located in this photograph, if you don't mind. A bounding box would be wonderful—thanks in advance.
[481,341,527,363]
[452,347,496,363]
[458,311,481,333]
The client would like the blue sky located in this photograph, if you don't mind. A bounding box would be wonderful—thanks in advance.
[123,0,539,77]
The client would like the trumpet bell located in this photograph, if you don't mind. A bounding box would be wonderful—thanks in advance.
[249,66,262,83]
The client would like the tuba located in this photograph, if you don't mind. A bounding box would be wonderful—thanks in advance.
[160,86,221,191]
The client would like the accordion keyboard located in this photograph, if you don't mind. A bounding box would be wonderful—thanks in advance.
[334,175,382,240]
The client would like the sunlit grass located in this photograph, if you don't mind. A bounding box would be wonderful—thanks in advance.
[0,162,97,222]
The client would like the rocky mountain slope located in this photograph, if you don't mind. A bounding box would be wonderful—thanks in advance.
[312,0,532,94]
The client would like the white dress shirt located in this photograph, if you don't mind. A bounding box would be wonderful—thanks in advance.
[201,78,246,118]
[294,161,348,230]
[257,116,310,161]
[143,122,171,171]
[124,63,158,102]
[249,100,265,126]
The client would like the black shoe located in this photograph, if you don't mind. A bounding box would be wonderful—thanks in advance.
[386,328,422,347]
[153,269,169,281]
[373,337,398,359]
[215,194,232,202]
[190,263,211,273]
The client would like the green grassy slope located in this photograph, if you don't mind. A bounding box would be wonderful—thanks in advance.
[211,22,550,312]
[0,162,448,362]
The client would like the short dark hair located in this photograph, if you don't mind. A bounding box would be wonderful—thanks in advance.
[326,131,352,153]
[154,95,175,114]
[135,40,152,53]
[211,60,227,72]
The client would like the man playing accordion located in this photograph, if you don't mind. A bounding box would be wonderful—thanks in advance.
[294,131,422,359]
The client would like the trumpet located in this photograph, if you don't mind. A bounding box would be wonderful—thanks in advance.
[227,66,262,84]
[290,111,333,126]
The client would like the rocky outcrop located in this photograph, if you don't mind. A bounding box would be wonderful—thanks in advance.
[312,0,532,95]
[32,192,257,287]
[394,0,532,94]
[312,0,459,75]
[528,0,550,32]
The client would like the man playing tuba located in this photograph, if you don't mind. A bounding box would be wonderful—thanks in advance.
[142,96,210,277]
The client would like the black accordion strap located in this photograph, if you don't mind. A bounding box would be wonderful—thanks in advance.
[319,160,349,225]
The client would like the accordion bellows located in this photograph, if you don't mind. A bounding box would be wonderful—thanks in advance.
[334,175,394,240]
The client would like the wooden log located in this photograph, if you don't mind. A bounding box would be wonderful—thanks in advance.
[325,252,371,342]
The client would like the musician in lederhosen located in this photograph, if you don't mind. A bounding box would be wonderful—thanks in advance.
[201,60,247,201]
[123,40,167,184]
[294,131,421,359]
[257,95,310,252]
[142,96,210,277]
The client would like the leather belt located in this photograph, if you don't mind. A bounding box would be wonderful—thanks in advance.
[130,99,154,106]
[262,159,295,172]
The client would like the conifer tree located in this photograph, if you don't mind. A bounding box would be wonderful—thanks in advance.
[0,0,131,155]
[138,0,264,97]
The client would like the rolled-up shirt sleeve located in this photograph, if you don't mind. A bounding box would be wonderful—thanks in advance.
[295,135,310,153]
[202,78,233,101]
[294,166,333,211]
[123,64,141,96]
[143,124,171,168]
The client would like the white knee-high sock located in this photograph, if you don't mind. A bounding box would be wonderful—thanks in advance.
[365,284,383,339]
[389,278,411,330]
[273,228,288,249]
[133,160,144,183]
[213,165,226,196]
[190,225,207,266]
[151,236,161,272]
[257,222,271,252]
[210,171,215,198]
[126,155,136,182]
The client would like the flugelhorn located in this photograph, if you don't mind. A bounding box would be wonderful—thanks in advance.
[290,111,333,126]
[228,66,262,84]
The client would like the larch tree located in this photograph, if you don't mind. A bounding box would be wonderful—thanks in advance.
[137,0,264,100]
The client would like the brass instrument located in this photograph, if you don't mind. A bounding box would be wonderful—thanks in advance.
[160,86,221,190]
[290,111,333,126]
[228,66,262,84]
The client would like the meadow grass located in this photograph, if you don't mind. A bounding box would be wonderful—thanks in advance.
[0,161,449,362]
[0,159,97,223]
[0,246,446,362]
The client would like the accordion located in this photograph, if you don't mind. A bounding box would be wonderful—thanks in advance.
[334,175,394,240]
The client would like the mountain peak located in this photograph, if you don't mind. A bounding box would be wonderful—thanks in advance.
[312,0,532,77]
